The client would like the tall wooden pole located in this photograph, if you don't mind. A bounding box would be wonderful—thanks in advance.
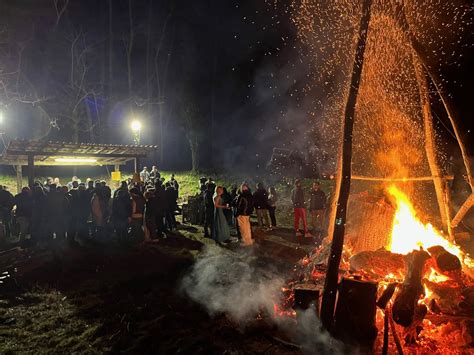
[413,58,451,238]
[320,0,373,330]
[395,1,473,190]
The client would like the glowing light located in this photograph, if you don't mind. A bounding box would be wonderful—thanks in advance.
[387,185,466,261]
[0,110,3,124]
[55,158,97,163]
[427,267,450,283]
[130,120,142,132]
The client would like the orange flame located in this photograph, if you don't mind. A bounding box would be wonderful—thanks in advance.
[387,185,467,261]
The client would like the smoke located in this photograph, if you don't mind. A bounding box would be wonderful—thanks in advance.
[180,245,343,353]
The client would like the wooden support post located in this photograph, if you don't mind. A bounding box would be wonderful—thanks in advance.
[333,278,378,349]
[451,193,474,228]
[396,2,473,191]
[444,178,453,236]
[320,0,373,331]
[27,154,34,188]
[293,286,320,314]
[413,58,450,237]
[134,157,139,173]
[15,165,22,193]
[114,164,120,172]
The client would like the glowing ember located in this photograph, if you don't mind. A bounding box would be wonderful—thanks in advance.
[387,185,467,261]
[426,267,450,283]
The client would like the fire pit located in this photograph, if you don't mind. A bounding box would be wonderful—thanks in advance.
[284,185,474,353]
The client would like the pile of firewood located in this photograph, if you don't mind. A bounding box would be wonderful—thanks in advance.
[349,245,474,351]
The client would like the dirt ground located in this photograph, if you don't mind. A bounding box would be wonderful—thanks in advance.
[0,224,315,354]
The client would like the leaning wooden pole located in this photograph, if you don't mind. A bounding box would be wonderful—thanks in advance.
[413,57,451,237]
[396,1,473,190]
[320,0,373,330]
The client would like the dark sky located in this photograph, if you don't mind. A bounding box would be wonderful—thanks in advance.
[0,0,472,172]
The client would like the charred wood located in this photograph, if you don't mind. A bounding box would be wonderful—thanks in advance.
[333,278,378,350]
[293,286,320,314]
[392,250,430,327]
[427,246,461,272]
[388,306,404,355]
[377,283,398,309]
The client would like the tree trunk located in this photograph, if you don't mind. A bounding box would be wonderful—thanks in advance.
[190,138,201,171]
[106,0,114,143]
[320,0,373,331]
[413,57,451,237]
[127,0,134,99]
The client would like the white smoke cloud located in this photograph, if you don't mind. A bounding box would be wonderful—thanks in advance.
[180,245,343,353]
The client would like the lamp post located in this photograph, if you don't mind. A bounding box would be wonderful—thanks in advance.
[130,119,142,145]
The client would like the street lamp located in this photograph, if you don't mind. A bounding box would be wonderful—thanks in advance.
[130,119,142,145]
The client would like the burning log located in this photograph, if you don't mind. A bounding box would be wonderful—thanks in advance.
[404,303,427,344]
[350,249,405,279]
[333,278,378,349]
[382,307,389,355]
[377,283,398,310]
[388,306,404,355]
[427,246,461,273]
[392,250,430,327]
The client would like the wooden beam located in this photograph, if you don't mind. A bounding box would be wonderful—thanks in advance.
[395,2,473,190]
[27,154,34,188]
[413,57,450,236]
[352,175,453,182]
[134,157,139,173]
[321,0,373,331]
[5,150,149,159]
[451,193,474,228]
[15,165,22,193]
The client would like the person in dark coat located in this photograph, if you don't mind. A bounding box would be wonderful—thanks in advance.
[0,186,14,241]
[153,182,167,237]
[14,187,33,247]
[76,184,91,240]
[67,181,80,244]
[130,188,145,241]
[144,190,157,240]
[268,186,278,229]
[199,177,207,194]
[170,174,179,199]
[44,184,69,242]
[291,179,310,238]
[253,183,270,229]
[31,185,46,246]
[149,166,161,184]
[111,189,132,242]
[235,184,254,246]
[113,181,128,199]
[229,184,239,228]
[203,183,215,238]
[309,181,327,232]
[222,187,233,226]
[164,183,177,231]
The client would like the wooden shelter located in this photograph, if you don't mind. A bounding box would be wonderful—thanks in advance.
[0,139,157,192]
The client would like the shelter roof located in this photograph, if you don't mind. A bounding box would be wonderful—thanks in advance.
[0,139,157,166]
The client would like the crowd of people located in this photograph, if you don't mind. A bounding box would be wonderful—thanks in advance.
[0,166,180,248]
[0,166,328,250]
[198,177,327,247]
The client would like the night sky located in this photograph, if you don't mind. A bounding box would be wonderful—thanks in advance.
[0,0,472,172]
